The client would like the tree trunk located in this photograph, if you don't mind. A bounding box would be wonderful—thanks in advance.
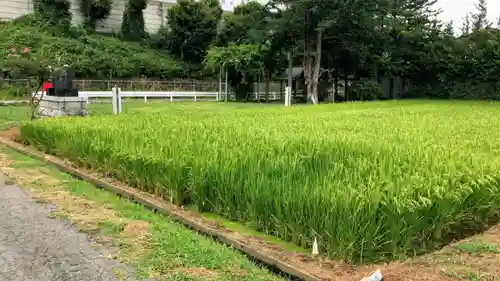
[303,30,322,104]
[310,30,322,104]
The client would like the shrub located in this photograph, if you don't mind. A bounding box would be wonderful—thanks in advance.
[348,79,384,101]
[34,0,72,31]
[79,0,113,30]
[0,17,183,79]
[121,0,147,41]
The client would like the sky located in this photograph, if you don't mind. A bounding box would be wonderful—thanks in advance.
[223,0,500,31]
[434,0,499,29]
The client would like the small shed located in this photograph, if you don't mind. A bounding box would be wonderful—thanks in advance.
[275,67,305,97]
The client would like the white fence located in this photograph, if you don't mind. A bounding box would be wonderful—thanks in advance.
[32,90,282,102]
[33,90,223,102]
[80,90,221,102]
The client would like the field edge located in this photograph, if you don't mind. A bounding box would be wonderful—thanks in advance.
[0,135,342,281]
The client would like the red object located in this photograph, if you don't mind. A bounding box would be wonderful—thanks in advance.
[42,82,53,93]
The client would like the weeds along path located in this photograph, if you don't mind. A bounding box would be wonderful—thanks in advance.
[0,146,284,281]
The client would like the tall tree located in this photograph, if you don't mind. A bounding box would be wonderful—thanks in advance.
[121,0,147,41]
[216,1,266,45]
[167,0,222,64]
[461,13,471,36]
[266,0,388,104]
[470,0,490,32]
[444,21,455,37]
[79,0,112,30]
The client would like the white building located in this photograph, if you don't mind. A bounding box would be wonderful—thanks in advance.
[0,0,243,33]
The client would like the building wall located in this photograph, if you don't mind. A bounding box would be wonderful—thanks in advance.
[0,0,33,21]
[0,0,176,34]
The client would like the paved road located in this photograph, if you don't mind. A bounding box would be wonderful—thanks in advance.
[0,173,145,281]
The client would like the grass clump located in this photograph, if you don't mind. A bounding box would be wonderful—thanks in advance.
[20,100,500,262]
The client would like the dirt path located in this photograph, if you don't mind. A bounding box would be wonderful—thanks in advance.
[0,172,147,281]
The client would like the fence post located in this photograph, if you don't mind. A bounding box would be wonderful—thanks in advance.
[170,94,173,102]
[112,86,118,114]
[285,87,291,107]
[117,87,122,113]
[194,92,197,101]
[144,93,147,103]
[112,86,122,114]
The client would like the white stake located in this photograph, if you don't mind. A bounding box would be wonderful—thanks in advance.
[312,237,319,256]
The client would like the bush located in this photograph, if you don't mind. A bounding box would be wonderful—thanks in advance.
[121,0,147,41]
[0,83,31,99]
[79,0,113,30]
[0,16,184,79]
[348,79,384,101]
[34,0,72,31]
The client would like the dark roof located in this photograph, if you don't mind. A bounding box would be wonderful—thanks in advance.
[276,67,303,80]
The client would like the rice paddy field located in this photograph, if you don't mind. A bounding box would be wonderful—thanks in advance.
[19,100,500,263]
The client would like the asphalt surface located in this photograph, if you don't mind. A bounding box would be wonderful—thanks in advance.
[0,173,145,281]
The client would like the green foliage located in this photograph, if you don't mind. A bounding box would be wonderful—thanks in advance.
[216,1,266,45]
[20,101,500,262]
[34,0,72,30]
[205,44,265,99]
[166,0,222,64]
[470,0,490,32]
[410,28,500,100]
[0,45,50,80]
[348,80,384,101]
[121,0,148,41]
[0,17,183,79]
[79,0,113,30]
[0,83,32,99]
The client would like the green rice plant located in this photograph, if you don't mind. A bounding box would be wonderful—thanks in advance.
[19,100,500,263]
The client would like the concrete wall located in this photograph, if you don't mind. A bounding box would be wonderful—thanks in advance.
[0,0,33,21]
[0,0,176,34]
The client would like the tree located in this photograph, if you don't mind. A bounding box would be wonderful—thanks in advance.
[34,0,72,30]
[79,0,112,30]
[216,1,266,45]
[444,21,455,37]
[1,47,52,119]
[166,0,222,64]
[470,0,490,32]
[205,44,266,100]
[461,13,471,36]
[121,0,147,41]
[215,1,285,100]
[497,13,500,28]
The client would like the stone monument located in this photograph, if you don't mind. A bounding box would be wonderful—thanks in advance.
[38,65,88,118]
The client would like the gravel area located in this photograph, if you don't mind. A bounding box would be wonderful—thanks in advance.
[0,173,147,281]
